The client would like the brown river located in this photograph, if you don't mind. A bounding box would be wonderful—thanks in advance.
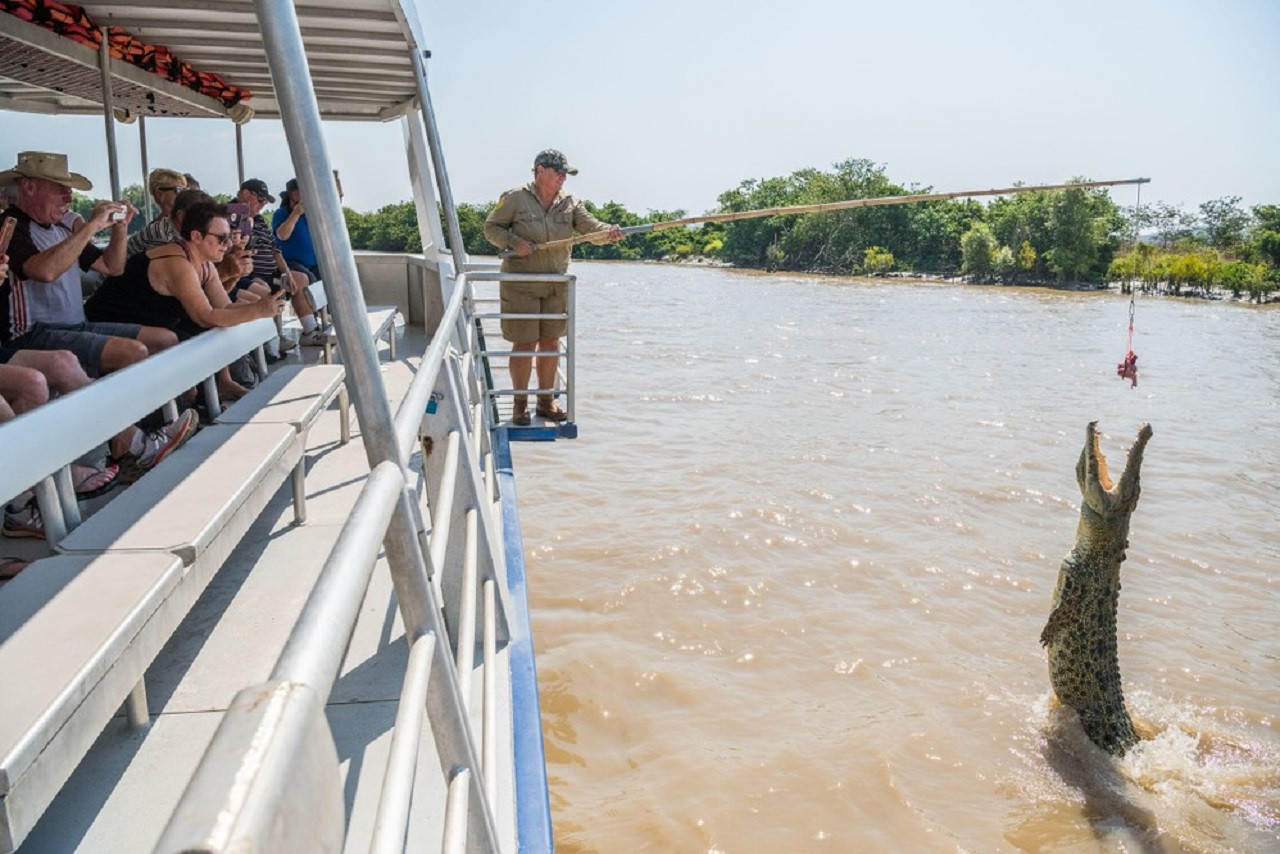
[509,262,1279,853]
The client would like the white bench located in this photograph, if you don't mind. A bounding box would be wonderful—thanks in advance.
[219,363,351,446]
[0,427,307,851]
[302,280,398,364]
[0,320,364,850]
[0,553,186,850]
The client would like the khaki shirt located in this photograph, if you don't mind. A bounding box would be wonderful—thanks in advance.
[483,183,610,275]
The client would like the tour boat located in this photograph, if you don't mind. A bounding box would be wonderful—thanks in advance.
[0,1,556,850]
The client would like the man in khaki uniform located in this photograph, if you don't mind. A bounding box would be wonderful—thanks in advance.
[483,149,622,425]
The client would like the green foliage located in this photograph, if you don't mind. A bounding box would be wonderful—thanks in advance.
[992,245,1016,283]
[1199,196,1252,250]
[862,245,895,275]
[329,161,1273,299]
[960,222,997,279]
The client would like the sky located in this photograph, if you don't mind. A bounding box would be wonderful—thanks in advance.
[3,0,1279,219]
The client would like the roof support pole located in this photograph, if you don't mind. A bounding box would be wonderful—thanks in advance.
[401,111,446,261]
[251,3,499,848]
[139,116,153,221]
[235,123,245,185]
[410,49,467,277]
[97,27,121,198]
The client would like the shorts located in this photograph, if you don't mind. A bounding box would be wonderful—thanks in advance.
[6,321,142,377]
[500,281,567,343]
[0,344,17,364]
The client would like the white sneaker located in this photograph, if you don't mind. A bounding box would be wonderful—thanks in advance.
[116,409,200,482]
[278,335,298,353]
[298,329,330,346]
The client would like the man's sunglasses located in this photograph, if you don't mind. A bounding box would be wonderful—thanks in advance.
[206,231,233,245]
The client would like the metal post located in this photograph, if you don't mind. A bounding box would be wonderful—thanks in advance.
[253,6,499,846]
[98,28,121,198]
[139,116,153,221]
[566,275,576,421]
[401,113,447,259]
[409,50,467,276]
[235,123,246,184]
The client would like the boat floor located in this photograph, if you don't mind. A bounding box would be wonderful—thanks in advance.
[11,325,517,852]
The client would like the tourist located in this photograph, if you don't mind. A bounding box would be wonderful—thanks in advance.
[482,149,623,424]
[0,150,177,376]
[126,168,187,256]
[236,178,320,345]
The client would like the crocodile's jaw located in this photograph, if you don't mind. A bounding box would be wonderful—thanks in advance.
[1041,422,1152,756]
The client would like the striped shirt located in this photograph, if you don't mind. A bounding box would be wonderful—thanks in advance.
[1,205,102,342]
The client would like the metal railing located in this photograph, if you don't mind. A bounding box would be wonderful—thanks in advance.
[156,2,545,851]
[465,271,578,433]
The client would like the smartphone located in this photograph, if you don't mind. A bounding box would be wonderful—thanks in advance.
[0,216,15,256]
[226,202,253,238]
[109,209,127,222]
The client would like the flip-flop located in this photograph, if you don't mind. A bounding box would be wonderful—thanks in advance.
[73,464,121,500]
[0,557,30,580]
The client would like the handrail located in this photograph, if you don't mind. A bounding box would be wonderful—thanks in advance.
[0,319,274,506]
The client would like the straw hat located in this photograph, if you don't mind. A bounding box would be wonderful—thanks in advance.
[0,151,93,191]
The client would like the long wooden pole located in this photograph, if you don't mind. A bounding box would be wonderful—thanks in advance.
[521,176,1150,255]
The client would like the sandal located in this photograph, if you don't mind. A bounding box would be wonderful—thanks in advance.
[72,463,120,500]
[535,398,568,422]
[511,398,531,427]
[0,556,30,580]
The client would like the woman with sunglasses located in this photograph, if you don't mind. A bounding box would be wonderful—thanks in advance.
[85,202,284,403]
[86,201,283,339]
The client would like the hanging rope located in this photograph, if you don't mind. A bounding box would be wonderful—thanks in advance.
[1116,181,1142,388]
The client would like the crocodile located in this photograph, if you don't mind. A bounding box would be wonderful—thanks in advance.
[1041,421,1153,756]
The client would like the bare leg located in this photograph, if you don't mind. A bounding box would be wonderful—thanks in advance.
[135,326,179,355]
[509,341,535,413]
[98,336,152,374]
[0,363,51,413]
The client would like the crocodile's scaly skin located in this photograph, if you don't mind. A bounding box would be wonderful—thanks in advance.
[1041,422,1152,756]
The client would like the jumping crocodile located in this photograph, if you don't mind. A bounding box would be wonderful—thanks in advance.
[1041,421,1153,756]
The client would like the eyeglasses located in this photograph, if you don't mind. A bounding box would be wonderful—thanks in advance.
[206,231,233,245]
[155,186,180,193]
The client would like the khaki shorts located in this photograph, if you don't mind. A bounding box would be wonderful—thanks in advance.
[500,281,567,343]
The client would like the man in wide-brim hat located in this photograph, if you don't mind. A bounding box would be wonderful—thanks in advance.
[0,150,177,378]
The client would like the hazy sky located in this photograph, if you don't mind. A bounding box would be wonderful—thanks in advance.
[4,0,1278,217]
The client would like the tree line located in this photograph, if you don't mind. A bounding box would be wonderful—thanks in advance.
[79,160,1278,303]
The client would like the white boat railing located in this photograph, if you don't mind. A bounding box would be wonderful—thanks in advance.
[1,0,558,847]
[160,2,547,851]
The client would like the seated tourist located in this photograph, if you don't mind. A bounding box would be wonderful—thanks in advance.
[125,168,187,257]
[0,355,198,536]
[236,178,319,345]
[85,201,284,342]
[0,150,178,377]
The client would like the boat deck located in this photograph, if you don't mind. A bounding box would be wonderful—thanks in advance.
[7,325,517,852]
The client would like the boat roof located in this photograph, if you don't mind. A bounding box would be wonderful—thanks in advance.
[0,0,427,122]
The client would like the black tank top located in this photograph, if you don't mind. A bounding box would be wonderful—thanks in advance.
[85,243,207,340]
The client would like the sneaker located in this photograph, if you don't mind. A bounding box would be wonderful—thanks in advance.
[3,496,44,539]
[278,335,298,353]
[298,328,330,346]
[115,409,200,483]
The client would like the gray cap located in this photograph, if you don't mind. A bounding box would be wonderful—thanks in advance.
[533,149,578,175]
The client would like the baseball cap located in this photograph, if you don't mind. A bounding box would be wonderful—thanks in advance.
[240,178,275,203]
[533,149,578,175]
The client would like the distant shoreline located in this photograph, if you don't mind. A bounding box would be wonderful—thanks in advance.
[635,257,1280,306]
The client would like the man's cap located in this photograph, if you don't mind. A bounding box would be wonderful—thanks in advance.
[282,177,299,197]
[147,168,187,193]
[240,178,276,203]
[0,151,92,191]
[534,149,578,175]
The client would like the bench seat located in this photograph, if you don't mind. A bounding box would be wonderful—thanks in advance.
[55,423,299,566]
[217,363,349,445]
[0,552,185,850]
